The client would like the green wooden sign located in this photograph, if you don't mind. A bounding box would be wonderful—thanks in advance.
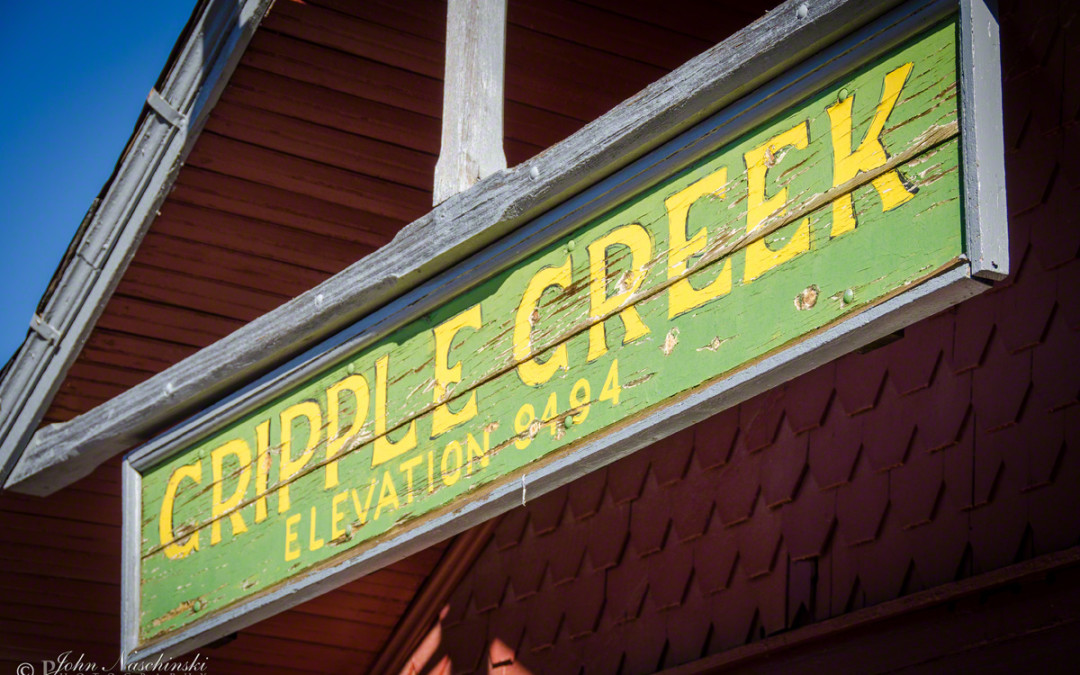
[126,11,997,659]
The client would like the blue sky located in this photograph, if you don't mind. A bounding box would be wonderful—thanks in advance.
[0,1,196,364]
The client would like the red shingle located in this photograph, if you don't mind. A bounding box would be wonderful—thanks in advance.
[577,629,626,675]
[567,467,607,521]
[887,315,950,395]
[1031,309,1080,413]
[910,368,971,452]
[750,558,790,635]
[787,558,817,626]
[733,494,783,578]
[969,463,1029,573]
[505,542,547,601]
[713,436,762,526]
[667,471,714,545]
[692,522,739,596]
[759,419,808,507]
[781,472,836,560]
[1057,259,1080,330]
[1021,405,1067,490]
[889,443,944,530]
[1029,169,1080,270]
[443,616,488,674]
[693,406,739,470]
[487,603,528,662]
[527,484,568,535]
[856,524,914,604]
[605,555,649,625]
[909,501,971,588]
[808,402,864,489]
[782,363,835,433]
[952,292,996,373]
[563,572,605,638]
[443,575,474,628]
[651,427,695,486]
[547,522,587,586]
[620,615,669,674]
[645,544,694,610]
[862,379,916,471]
[834,347,888,415]
[835,454,890,546]
[1063,122,1080,189]
[471,551,509,612]
[702,573,765,653]
[1029,408,1080,553]
[627,479,672,557]
[607,448,651,504]
[741,388,786,452]
[523,592,563,652]
[494,507,529,551]
[996,257,1058,354]
[942,418,976,511]
[585,499,630,571]
[972,335,1032,432]
[664,587,712,667]
[1006,136,1058,216]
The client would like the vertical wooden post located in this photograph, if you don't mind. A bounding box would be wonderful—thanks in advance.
[433,0,508,206]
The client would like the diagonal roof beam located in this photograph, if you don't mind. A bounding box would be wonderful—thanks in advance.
[0,0,274,490]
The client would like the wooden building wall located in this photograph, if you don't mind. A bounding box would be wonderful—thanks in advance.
[408,0,1080,671]
[1,1,776,673]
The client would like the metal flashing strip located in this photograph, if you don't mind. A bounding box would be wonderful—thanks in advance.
[146,89,186,129]
[9,0,930,496]
[0,0,274,490]
[959,0,1008,279]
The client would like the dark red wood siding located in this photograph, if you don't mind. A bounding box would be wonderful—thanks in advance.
[406,0,1080,671]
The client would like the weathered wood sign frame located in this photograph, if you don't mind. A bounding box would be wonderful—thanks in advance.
[122,0,1006,665]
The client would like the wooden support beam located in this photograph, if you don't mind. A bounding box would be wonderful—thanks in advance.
[433,0,507,205]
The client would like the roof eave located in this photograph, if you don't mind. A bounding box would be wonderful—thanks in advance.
[0,0,275,489]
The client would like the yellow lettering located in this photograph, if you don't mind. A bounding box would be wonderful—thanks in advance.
[350,479,377,525]
[210,439,251,545]
[569,378,591,426]
[374,470,400,520]
[515,403,536,450]
[514,258,572,386]
[599,359,621,406]
[432,304,482,436]
[587,224,652,361]
[325,375,369,489]
[442,440,463,486]
[666,169,732,318]
[284,513,301,561]
[372,354,417,467]
[827,62,916,237]
[331,490,349,541]
[160,461,202,560]
[254,420,271,523]
[744,122,811,282]
[399,455,423,503]
[278,400,322,513]
[542,391,558,436]
[466,432,489,473]
[308,506,324,551]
